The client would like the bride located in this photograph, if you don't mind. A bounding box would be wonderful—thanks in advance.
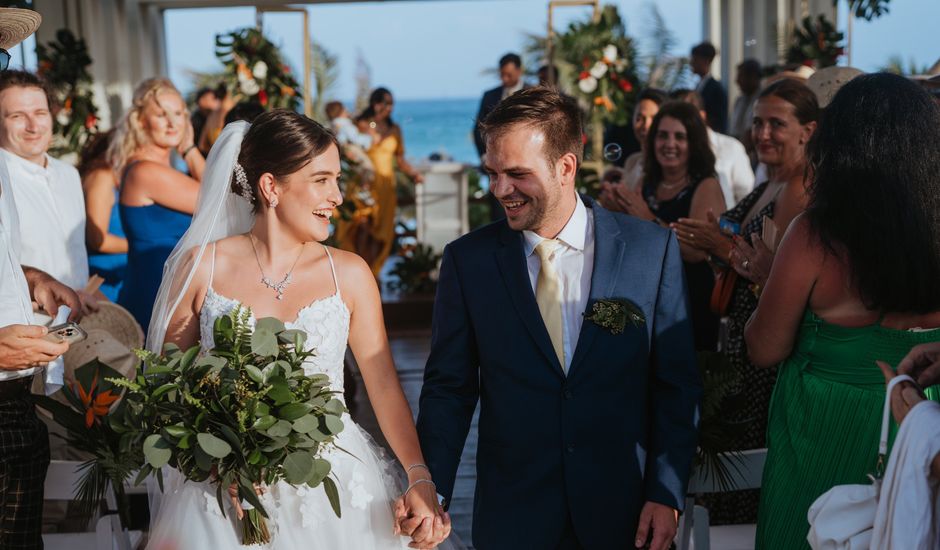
[144,110,452,549]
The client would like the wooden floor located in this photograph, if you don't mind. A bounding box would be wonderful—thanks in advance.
[346,328,478,548]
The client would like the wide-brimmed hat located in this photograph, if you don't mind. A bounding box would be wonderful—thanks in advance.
[807,66,864,108]
[63,302,144,381]
[0,8,41,50]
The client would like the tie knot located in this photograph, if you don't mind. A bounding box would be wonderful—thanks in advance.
[534,239,560,262]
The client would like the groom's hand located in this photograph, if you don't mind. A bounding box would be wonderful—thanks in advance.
[634,501,678,550]
[393,495,451,549]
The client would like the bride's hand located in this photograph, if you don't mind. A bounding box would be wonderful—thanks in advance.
[394,477,451,549]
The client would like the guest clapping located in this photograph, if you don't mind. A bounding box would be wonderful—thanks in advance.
[616,101,725,351]
[744,73,940,549]
[109,77,202,332]
[599,88,666,207]
[674,78,819,524]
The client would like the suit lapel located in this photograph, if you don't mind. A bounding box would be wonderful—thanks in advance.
[567,204,625,378]
[495,223,566,377]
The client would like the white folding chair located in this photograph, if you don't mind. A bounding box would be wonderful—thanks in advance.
[42,460,144,550]
[676,448,767,550]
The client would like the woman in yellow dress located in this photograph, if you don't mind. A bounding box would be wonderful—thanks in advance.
[335,88,424,277]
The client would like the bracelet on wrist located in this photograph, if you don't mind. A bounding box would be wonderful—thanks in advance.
[181,144,197,158]
[403,478,436,498]
[406,463,430,474]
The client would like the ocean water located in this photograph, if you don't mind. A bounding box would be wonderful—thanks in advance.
[393,97,480,165]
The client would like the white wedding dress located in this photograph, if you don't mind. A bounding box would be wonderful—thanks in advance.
[146,245,418,549]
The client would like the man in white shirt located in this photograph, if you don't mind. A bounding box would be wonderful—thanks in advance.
[0,69,95,311]
[0,8,83,548]
[672,89,755,207]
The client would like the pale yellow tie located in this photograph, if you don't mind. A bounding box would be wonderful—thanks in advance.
[534,239,565,371]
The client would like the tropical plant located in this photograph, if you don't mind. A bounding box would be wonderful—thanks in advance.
[840,0,890,21]
[311,39,339,123]
[387,243,441,295]
[36,29,99,156]
[786,15,845,69]
[353,49,372,115]
[637,4,690,91]
[215,27,302,111]
[881,55,930,77]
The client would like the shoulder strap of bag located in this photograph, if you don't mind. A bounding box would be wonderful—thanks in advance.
[878,374,916,476]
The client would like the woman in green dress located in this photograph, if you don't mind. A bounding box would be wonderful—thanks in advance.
[742,73,940,549]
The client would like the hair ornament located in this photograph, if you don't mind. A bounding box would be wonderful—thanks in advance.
[232,162,254,204]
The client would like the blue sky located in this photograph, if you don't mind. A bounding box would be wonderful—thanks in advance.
[8,1,938,101]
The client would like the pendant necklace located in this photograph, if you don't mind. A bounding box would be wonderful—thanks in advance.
[249,234,306,301]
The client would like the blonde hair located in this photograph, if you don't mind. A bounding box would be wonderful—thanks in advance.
[108,77,187,173]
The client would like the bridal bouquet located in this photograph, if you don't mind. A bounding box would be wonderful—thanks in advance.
[110,307,346,545]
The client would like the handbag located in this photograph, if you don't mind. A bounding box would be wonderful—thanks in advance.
[709,268,738,316]
[806,374,915,549]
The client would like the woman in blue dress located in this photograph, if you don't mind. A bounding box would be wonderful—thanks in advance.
[81,129,126,301]
[108,78,205,333]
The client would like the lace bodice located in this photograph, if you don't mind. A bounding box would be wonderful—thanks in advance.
[198,244,350,394]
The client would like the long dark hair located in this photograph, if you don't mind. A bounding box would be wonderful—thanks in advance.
[643,100,716,189]
[806,73,940,313]
[78,129,115,180]
[357,87,396,128]
[236,109,339,213]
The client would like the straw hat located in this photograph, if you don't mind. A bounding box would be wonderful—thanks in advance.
[63,302,144,381]
[807,66,864,108]
[0,8,41,50]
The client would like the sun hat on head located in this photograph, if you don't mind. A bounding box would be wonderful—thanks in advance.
[807,66,865,108]
[0,8,41,50]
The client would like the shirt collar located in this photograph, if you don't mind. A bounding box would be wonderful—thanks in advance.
[523,196,588,257]
[0,148,50,177]
[503,81,525,98]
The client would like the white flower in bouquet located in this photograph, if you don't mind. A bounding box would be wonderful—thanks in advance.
[55,109,70,126]
[590,61,608,79]
[252,61,268,80]
[578,76,598,94]
[602,44,619,64]
[240,77,261,96]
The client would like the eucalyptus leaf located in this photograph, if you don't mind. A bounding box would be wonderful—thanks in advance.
[252,415,277,431]
[283,451,315,484]
[291,414,318,434]
[255,317,286,334]
[197,432,232,459]
[279,402,314,421]
[267,383,293,406]
[254,402,270,417]
[244,365,264,384]
[143,434,172,468]
[323,476,342,518]
[324,415,344,435]
[266,419,292,438]
[324,399,345,416]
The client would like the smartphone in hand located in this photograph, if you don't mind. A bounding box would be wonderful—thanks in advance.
[43,322,87,345]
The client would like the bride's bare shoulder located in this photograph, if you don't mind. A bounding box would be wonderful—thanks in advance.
[324,247,375,288]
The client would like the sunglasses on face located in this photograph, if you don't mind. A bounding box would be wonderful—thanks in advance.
[0,49,10,71]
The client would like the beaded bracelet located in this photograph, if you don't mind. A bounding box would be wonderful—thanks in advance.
[406,463,430,474]
[403,478,436,498]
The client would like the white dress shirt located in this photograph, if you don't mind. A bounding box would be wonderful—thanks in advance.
[730,92,758,141]
[708,128,755,208]
[0,153,40,382]
[2,149,88,290]
[523,197,595,371]
[501,81,525,100]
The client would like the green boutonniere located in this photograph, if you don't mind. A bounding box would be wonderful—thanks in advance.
[583,298,646,334]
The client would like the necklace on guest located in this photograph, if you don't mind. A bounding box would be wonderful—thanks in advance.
[249,234,306,301]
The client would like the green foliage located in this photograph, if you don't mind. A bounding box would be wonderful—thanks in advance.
[695,352,755,491]
[36,29,99,156]
[215,28,302,111]
[786,15,845,69]
[637,4,690,91]
[111,307,346,544]
[881,55,930,76]
[840,0,890,21]
[311,39,340,123]
[388,243,442,295]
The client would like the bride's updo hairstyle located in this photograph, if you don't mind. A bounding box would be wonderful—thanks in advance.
[234,109,339,213]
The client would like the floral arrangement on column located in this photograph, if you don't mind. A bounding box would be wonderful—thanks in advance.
[786,15,845,69]
[558,5,639,127]
[215,27,302,110]
[36,29,99,156]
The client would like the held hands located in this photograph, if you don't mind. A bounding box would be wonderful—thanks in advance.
[393,467,450,549]
[0,325,69,371]
[634,501,678,550]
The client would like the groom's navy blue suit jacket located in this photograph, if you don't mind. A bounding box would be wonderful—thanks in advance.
[416,198,702,549]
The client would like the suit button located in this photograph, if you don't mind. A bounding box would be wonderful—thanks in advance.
[564,390,572,400]
[567,444,575,453]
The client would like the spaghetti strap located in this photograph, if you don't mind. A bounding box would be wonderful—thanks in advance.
[207,242,217,290]
[322,245,341,298]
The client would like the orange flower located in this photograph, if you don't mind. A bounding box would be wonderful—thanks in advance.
[64,97,72,111]
[280,86,295,97]
[593,96,615,111]
[73,373,119,428]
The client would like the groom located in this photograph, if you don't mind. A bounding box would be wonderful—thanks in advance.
[415,88,701,549]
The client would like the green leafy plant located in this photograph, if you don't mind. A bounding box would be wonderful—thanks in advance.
[841,0,890,21]
[786,15,845,69]
[35,360,139,528]
[215,28,302,111]
[387,243,441,295]
[111,307,346,545]
[36,29,99,156]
